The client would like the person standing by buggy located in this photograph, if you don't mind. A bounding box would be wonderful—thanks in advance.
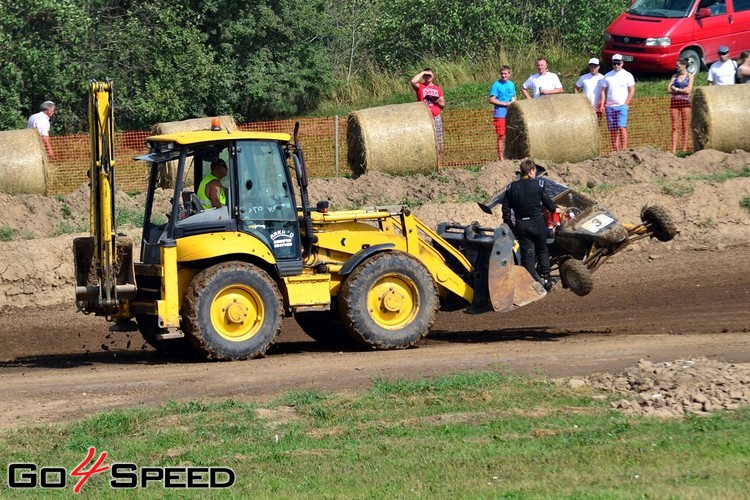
[411,68,446,157]
[667,57,694,154]
[27,100,55,160]
[502,159,559,291]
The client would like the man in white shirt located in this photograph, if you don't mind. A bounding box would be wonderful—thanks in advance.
[26,100,56,159]
[575,58,605,122]
[707,46,737,86]
[521,58,564,99]
[599,54,636,152]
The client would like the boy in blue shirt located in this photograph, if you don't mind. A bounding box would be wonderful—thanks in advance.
[489,66,516,161]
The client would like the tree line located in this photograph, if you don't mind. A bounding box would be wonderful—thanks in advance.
[0,0,627,133]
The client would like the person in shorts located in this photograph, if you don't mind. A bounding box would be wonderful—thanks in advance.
[667,57,694,154]
[599,54,635,152]
[488,66,516,161]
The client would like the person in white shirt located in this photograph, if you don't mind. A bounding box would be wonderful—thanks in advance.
[599,54,636,152]
[575,57,605,122]
[521,58,563,99]
[708,46,737,86]
[26,100,56,160]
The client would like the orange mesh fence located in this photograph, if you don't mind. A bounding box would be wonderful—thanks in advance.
[46,96,682,195]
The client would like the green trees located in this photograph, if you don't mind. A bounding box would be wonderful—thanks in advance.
[0,0,627,133]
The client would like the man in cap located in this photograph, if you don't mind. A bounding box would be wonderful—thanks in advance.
[599,54,635,152]
[501,159,559,291]
[26,100,56,159]
[708,46,737,85]
[575,58,605,122]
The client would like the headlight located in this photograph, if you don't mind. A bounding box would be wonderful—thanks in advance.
[604,33,613,42]
[645,37,671,47]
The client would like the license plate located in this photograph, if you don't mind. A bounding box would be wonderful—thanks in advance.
[622,55,634,62]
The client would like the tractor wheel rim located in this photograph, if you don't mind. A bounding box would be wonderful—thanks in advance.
[367,275,419,329]
[210,284,263,342]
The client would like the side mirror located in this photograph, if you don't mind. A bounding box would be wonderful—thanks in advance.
[695,7,711,19]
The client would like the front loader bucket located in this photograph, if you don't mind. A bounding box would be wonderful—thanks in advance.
[485,227,546,313]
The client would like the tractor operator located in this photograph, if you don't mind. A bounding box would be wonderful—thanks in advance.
[501,159,559,291]
[197,159,228,209]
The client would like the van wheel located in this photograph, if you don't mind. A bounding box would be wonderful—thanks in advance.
[680,49,702,75]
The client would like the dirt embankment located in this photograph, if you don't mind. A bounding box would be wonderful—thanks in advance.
[0,147,748,310]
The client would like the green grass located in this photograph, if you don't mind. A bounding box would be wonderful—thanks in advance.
[116,206,145,228]
[0,226,15,242]
[1,369,749,497]
[741,196,750,211]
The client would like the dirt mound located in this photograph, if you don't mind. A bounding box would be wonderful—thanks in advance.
[585,358,750,417]
[0,147,749,310]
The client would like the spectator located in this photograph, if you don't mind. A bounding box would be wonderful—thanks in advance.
[599,54,636,152]
[574,58,605,122]
[521,58,563,99]
[197,159,228,209]
[667,57,694,154]
[737,50,750,83]
[410,68,446,156]
[707,46,737,85]
[488,65,516,161]
[501,159,559,291]
[26,100,56,159]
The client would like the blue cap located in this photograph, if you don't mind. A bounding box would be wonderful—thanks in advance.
[718,45,729,54]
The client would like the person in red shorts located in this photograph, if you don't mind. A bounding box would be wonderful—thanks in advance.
[488,66,516,161]
[667,57,694,154]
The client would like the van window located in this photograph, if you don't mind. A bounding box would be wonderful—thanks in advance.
[698,0,727,14]
[735,0,750,11]
[628,0,693,17]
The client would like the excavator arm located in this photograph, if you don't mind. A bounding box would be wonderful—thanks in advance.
[73,80,136,318]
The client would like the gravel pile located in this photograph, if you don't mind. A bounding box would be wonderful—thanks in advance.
[587,358,750,417]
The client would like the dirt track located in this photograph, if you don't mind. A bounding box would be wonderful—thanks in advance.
[1,245,748,430]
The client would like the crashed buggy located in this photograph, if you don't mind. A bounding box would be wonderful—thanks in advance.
[477,169,677,296]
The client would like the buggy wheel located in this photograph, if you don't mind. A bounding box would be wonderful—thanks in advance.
[181,262,282,360]
[559,258,594,297]
[339,252,438,350]
[641,205,677,242]
[296,307,357,347]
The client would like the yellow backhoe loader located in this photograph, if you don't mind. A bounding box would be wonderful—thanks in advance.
[74,80,546,360]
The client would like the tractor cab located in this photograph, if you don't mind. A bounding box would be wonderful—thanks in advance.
[137,129,305,275]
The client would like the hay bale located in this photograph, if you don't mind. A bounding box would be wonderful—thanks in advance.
[347,102,437,177]
[692,85,750,153]
[152,116,238,188]
[505,94,600,163]
[0,129,48,195]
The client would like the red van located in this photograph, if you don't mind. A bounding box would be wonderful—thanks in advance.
[602,0,750,74]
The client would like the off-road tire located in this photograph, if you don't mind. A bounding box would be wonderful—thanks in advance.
[559,258,594,297]
[641,205,677,242]
[135,314,198,359]
[338,252,438,350]
[181,262,282,360]
[295,307,358,347]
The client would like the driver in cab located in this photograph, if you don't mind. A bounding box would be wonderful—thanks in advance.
[197,159,228,209]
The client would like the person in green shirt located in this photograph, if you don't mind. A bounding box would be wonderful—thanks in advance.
[197,159,228,209]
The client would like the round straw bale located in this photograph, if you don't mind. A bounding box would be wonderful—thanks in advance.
[691,85,750,153]
[152,116,237,188]
[0,129,48,195]
[505,94,600,163]
[347,102,437,177]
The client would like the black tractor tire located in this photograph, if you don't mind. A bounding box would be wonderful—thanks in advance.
[679,49,702,75]
[181,262,282,360]
[641,205,677,242]
[135,315,198,359]
[559,258,594,297]
[338,252,438,350]
[295,307,358,347]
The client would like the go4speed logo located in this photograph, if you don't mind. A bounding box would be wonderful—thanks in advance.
[7,447,235,493]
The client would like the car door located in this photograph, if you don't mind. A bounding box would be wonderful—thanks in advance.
[695,0,733,59]
[729,0,750,51]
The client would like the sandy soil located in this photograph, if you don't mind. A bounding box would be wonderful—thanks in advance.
[0,147,749,429]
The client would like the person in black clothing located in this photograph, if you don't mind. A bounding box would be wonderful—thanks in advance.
[501,159,559,291]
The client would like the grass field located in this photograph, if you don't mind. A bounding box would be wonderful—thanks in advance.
[1,369,748,497]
